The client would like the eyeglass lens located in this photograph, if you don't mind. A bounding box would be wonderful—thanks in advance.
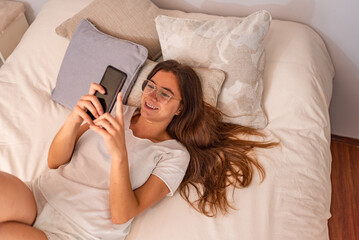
[142,80,172,104]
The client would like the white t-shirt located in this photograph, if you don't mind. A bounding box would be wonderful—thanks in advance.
[37,105,190,239]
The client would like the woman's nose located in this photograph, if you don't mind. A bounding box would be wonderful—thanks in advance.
[148,89,159,101]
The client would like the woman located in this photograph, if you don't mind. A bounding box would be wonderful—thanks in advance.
[0,60,276,239]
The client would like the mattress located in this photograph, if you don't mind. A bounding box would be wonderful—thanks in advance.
[0,0,334,239]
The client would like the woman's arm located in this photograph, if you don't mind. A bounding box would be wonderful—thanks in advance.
[48,83,105,169]
[47,119,89,169]
[109,157,170,224]
[90,93,170,224]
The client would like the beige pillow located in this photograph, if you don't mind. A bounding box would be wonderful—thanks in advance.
[155,11,271,129]
[55,0,218,60]
[127,59,225,108]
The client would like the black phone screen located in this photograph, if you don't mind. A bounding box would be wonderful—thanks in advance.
[88,65,127,120]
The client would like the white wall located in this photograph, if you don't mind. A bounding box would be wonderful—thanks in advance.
[12,0,359,139]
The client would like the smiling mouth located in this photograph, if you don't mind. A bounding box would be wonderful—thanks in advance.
[145,101,159,110]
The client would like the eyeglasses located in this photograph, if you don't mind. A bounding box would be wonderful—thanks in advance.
[141,80,181,105]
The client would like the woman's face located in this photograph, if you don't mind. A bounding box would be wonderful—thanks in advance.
[140,70,182,124]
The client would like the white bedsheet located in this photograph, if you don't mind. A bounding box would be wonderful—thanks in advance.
[0,0,334,239]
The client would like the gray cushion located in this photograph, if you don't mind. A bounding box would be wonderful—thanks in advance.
[51,19,148,109]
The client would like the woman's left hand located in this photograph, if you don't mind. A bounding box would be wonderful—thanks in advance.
[90,93,127,160]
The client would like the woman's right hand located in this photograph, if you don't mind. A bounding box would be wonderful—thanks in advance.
[69,83,106,125]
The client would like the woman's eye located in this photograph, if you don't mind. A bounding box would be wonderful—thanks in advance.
[161,92,171,98]
[147,84,155,89]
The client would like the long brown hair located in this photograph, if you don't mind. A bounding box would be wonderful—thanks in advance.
[147,60,277,217]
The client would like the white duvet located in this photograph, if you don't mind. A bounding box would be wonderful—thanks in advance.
[0,0,334,239]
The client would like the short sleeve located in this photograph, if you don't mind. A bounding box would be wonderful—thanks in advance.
[152,148,190,197]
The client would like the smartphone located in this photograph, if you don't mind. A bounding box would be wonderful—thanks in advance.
[88,65,127,120]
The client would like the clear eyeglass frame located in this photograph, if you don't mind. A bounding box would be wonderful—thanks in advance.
[141,79,182,105]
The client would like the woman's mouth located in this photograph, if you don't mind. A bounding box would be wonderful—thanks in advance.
[145,101,159,110]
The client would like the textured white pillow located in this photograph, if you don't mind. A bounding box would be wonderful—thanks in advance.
[155,11,271,129]
[127,59,225,108]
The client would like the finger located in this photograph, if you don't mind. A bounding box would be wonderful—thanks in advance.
[89,124,109,138]
[94,113,120,132]
[78,99,100,119]
[81,95,104,116]
[74,105,94,125]
[89,83,106,95]
[94,118,118,136]
[115,92,124,124]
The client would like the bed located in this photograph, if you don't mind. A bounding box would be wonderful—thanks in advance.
[0,0,334,239]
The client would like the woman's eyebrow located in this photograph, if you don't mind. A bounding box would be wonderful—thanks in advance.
[149,79,175,95]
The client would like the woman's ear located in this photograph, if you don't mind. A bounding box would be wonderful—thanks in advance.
[175,105,183,116]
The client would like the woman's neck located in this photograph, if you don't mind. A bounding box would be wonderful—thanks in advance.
[130,114,171,143]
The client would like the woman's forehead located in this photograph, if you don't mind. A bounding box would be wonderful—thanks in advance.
[151,70,180,93]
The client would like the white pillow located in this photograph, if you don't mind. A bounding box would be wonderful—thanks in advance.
[155,11,271,129]
[127,59,225,108]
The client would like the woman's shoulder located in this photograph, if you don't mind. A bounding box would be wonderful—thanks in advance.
[122,104,137,116]
[121,104,138,127]
[156,139,190,160]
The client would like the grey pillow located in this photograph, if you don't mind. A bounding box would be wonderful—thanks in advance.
[51,19,148,109]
